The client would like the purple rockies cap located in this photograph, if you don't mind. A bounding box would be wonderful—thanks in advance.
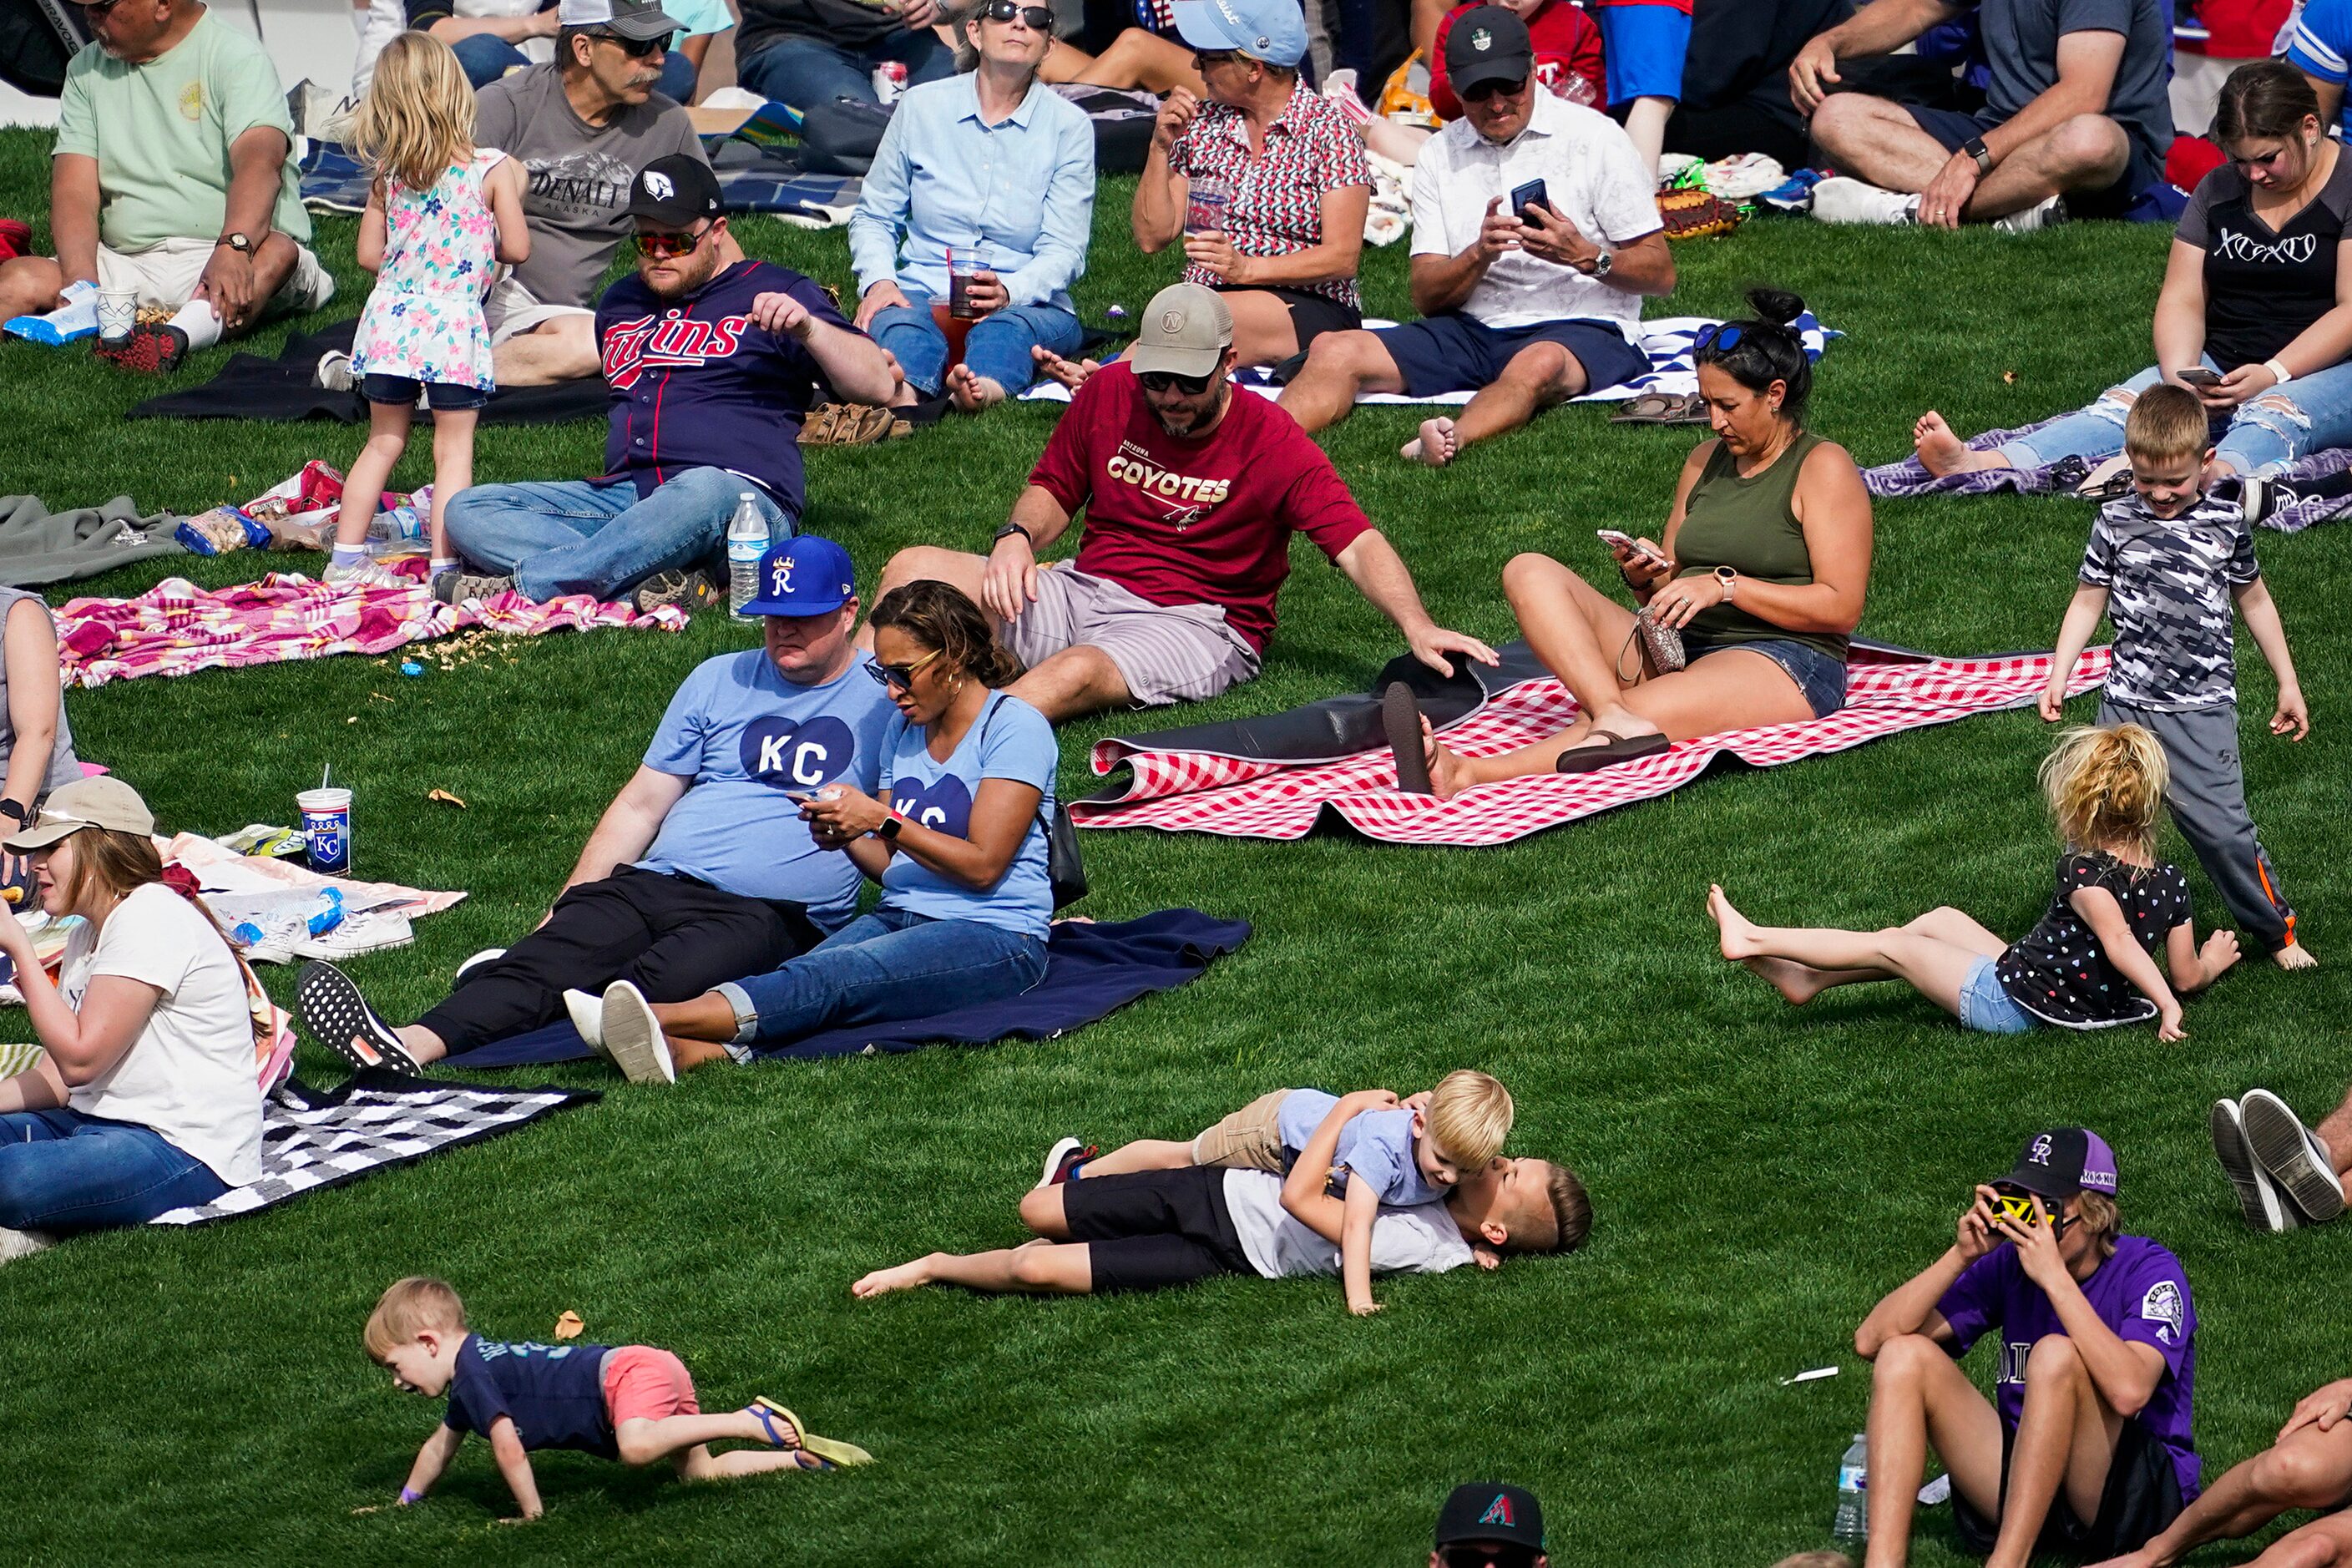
[2000,1128,2118,1200]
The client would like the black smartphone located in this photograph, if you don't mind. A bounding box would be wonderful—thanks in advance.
[1509,178,1550,224]
[2176,366,2223,387]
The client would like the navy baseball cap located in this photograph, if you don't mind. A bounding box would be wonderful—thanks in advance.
[1999,1128,2119,1201]
[1171,0,1306,67]
[1434,1484,1544,1551]
[741,535,856,617]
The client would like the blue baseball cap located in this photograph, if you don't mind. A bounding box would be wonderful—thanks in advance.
[741,534,857,617]
[1171,0,1307,68]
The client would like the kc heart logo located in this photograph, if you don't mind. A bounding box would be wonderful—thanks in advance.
[740,716,855,789]
[890,774,972,837]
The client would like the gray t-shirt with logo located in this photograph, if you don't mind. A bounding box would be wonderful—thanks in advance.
[473,63,707,307]
[1982,0,2174,176]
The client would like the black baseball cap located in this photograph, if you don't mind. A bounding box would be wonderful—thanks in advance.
[627,154,723,226]
[1997,1128,2121,1202]
[1444,6,1535,96]
[1435,1484,1544,1550]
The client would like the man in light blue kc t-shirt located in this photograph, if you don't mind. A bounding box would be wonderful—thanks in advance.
[294,536,898,1073]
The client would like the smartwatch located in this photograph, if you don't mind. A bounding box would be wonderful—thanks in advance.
[0,800,28,826]
[877,815,903,842]
[1713,564,1737,602]
[219,231,253,255]
[1962,136,1993,176]
[1591,249,1614,279]
[992,523,1033,548]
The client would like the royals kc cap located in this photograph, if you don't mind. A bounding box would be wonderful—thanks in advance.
[1129,282,1233,380]
[742,534,857,618]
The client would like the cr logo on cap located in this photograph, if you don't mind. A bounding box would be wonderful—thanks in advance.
[644,170,675,200]
[2030,1134,2052,1166]
[1160,307,1186,334]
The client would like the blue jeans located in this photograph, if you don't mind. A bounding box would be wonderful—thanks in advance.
[869,291,1085,398]
[735,28,952,111]
[1998,357,2352,478]
[716,907,1047,1046]
[443,468,796,603]
[0,1108,228,1232]
[1957,957,2036,1034]
[451,35,695,99]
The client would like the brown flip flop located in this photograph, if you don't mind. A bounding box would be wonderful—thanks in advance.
[1383,681,1431,795]
[1554,729,1671,775]
[1610,391,1687,425]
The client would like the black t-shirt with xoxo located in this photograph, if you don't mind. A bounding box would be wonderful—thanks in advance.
[1995,852,2193,1028]
[2176,152,2352,370]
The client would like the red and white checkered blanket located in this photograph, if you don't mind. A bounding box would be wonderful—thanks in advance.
[54,566,687,690]
[1075,649,2112,846]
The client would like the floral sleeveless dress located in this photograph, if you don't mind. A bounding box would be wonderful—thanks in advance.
[350,148,503,391]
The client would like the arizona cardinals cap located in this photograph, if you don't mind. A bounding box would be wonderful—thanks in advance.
[627,153,723,225]
[1999,1128,2120,1201]
[1434,1483,1545,1550]
[741,534,856,617]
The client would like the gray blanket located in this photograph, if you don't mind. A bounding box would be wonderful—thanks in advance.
[0,494,184,589]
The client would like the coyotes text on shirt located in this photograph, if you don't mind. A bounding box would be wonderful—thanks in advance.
[1100,438,1234,524]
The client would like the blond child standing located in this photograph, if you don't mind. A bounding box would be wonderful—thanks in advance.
[325,33,528,590]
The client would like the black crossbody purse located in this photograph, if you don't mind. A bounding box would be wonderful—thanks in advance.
[973,697,1087,909]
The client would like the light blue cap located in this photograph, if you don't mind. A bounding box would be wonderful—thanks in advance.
[1171,0,1308,68]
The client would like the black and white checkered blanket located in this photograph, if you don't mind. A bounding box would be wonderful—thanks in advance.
[149,1070,598,1227]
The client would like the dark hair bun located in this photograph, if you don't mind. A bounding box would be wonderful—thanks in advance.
[1746,286,1805,327]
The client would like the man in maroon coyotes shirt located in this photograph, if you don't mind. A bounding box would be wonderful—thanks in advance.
[873,284,1495,721]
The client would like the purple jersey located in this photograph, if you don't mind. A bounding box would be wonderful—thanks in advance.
[1935,1236,2200,1500]
[594,259,857,510]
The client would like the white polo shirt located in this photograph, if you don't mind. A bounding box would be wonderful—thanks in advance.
[1407,90,1662,338]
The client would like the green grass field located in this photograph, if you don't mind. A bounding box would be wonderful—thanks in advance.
[3,128,2349,1565]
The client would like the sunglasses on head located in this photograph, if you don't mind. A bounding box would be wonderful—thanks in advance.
[864,647,943,691]
[1439,1545,1542,1568]
[1139,368,1216,395]
[634,222,712,259]
[982,0,1055,26]
[1693,321,1748,356]
[1462,74,1530,102]
[596,28,670,57]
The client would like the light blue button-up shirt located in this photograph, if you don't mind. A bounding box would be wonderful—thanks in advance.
[848,72,1096,312]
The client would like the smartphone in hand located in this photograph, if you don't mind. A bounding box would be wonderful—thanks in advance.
[2176,366,2223,387]
[1510,179,1550,225]
[1597,529,1669,567]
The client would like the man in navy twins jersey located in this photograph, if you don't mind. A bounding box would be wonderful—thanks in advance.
[296,534,898,1076]
[440,155,896,611]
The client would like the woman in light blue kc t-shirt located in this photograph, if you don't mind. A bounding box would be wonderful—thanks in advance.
[599,581,1056,1077]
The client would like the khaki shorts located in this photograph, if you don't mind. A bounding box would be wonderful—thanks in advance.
[96,236,334,316]
[997,564,1260,708]
[1191,1088,1292,1171]
[485,274,594,346]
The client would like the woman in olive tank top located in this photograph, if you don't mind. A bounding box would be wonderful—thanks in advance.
[1392,289,1874,799]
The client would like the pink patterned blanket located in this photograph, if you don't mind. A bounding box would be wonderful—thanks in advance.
[54,567,686,689]
[1074,649,2112,847]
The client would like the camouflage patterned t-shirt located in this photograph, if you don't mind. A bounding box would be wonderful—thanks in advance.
[2080,492,2259,710]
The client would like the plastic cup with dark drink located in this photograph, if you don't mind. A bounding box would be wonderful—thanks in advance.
[948,249,984,320]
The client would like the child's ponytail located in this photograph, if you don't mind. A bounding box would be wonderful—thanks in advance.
[350,32,478,195]
[2041,724,2169,861]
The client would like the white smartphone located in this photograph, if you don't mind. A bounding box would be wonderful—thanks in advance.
[1596,529,1670,566]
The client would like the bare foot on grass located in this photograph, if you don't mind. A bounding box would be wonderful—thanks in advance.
[851,1257,937,1298]
[1031,346,1099,392]
[1401,416,1459,467]
[946,363,1006,412]
[2277,941,2320,971]
[1914,411,2010,478]
[1708,883,1764,960]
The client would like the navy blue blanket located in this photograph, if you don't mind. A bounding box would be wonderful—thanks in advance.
[301,141,861,220]
[438,909,1251,1068]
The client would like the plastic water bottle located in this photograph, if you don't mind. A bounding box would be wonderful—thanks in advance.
[227,887,345,950]
[1833,1432,1869,1544]
[726,493,769,622]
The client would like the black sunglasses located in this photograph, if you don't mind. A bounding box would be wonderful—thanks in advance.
[1439,1545,1541,1568]
[78,0,124,14]
[1461,74,1530,102]
[1139,368,1216,395]
[1192,48,1247,67]
[864,647,943,691]
[595,28,671,57]
[982,0,1055,27]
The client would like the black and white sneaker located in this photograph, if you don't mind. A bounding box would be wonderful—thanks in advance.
[296,960,422,1076]
[2243,1088,2344,1223]
[2211,1097,2298,1232]
[452,948,507,985]
[1037,1136,1092,1189]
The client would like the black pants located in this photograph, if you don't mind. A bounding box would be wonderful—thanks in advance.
[1061,1168,1256,1294]
[415,865,819,1053]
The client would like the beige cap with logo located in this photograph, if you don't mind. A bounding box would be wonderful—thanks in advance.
[1130,282,1234,379]
[3,776,154,852]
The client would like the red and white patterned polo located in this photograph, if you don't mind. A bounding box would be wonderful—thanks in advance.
[1167,88,1374,311]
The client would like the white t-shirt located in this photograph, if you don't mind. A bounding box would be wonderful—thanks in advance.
[63,883,262,1186]
[1408,91,1662,336]
[1221,1168,1475,1280]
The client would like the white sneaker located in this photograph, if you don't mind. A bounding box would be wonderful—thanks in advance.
[453,948,507,984]
[1991,194,2067,235]
[0,1227,55,1262]
[315,350,355,392]
[2243,1088,2346,1223]
[599,979,675,1085]
[1812,176,1919,226]
[2212,1097,2299,1232]
[563,988,609,1060]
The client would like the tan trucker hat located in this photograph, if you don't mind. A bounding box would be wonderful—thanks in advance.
[1130,282,1234,379]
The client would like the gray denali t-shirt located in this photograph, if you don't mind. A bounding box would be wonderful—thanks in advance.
[1983,0,2173,176]
[473,63,707,307]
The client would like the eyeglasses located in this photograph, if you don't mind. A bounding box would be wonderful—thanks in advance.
[1139,368,1216,395]
[1693,321,1748,356]
[1438,1545,1542,1568]
[595,28,671,57]
[1461,74,1530,102]
[634,222,713,259]
[982,0,1056,27]
[1191,48,1246,68]
[864,647,944,691]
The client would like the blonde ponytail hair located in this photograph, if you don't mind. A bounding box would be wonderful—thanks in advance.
[351,31,477,195]
[2041,724,2168,860]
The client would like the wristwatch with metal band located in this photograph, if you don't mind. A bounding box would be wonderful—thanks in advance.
[1963,136,1993,176]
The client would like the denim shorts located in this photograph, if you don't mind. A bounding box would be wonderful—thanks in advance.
[1686,633,1849,719]
[1958,955,2036,1034]
[360,372,491,412]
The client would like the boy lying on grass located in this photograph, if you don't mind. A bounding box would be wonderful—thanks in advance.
[363,1277,871,1520]
[1039,1071,1515,1315]
[852,1090,1590,1305]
